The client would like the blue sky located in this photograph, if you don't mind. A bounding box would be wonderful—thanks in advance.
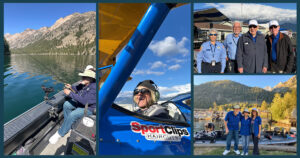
[194,75,295,88]
[118,4,191,98]
[194,3,297,24]
[4,3,95,34]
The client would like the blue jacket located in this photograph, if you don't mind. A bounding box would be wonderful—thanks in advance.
[251,116,262,136]
[225,111,241,131]
[69,82,96,113]
[197,41,226,73]
[240,116,251,136]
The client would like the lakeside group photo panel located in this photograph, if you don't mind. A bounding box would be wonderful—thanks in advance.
[193,75,297,155]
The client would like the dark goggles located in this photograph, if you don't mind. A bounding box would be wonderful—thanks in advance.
[209,34,217,36]
[269,25,278,29]
[249,25,257,28]
[133,88,150,95]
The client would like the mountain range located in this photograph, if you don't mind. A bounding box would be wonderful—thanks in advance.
[115,96,171,105]
[5,11,96,55]
[280,23,297,32]
[194,76,296,109]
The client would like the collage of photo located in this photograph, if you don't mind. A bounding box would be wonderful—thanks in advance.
[1,2,298,157]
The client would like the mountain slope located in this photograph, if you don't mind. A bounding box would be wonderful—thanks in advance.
[194,80,276,109]
[4,38,10,55]
[5,11,96,55]
[194,76,296,109]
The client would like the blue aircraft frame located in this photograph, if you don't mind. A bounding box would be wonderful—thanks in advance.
[98,3,191,155]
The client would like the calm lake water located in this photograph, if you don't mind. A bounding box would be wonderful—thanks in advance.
[4,55,95,123]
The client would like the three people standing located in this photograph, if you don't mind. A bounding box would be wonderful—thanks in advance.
[223,106,262,155]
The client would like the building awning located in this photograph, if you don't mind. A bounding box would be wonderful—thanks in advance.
[194,23,232,30]
[194,8,230,22]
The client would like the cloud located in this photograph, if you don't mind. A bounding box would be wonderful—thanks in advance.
[149,36,189,57]
[168,64,181,71]
[150,61,167,69]
[204,3,297,24]
[166,58,186,63]
[133,69,165,76]
[117,91,132,98]
[159,83,191,98]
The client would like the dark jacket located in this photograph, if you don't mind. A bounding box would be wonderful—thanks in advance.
[136,104,170,119]
[70,82,96,113]
[237,32,268,73]
[266,32,294,73]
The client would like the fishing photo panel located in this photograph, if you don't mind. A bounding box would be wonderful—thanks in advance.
[193,75,297,155]
[4,3,96,155]
[193,3,297,74]
[98,3,192,155]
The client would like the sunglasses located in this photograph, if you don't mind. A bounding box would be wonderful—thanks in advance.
[269,25,278,29]
[249,25,257,28]
[133,88,150,95]
[209,34,217,36]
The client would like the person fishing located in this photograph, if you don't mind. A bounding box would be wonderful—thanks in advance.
[133,80,170,119]
[49,66,96,144]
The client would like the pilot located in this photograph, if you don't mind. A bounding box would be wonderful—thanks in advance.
[196,29,226,73]
[133,80,170,119]
[49,66,96,144]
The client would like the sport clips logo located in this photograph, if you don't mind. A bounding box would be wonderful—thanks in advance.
[130,121,190,142]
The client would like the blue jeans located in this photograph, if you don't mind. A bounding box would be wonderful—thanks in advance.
[226,130,239,151]
[242,135,250,153]
[58,100,92,136]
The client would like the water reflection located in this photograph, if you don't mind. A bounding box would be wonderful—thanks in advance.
[7,55,96,84]
[4,55,95,122]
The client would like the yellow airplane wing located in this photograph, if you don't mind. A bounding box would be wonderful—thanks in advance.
[98,3,186,86]
[99,3,150,85]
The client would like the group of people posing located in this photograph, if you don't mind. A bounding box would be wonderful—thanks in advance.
[196,20,294,73]
[223,105,261,155]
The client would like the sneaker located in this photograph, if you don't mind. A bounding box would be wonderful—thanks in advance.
[245,152,248,155]
[223,150,230,155]
[49,131,62,144]
[234,150,240,155]
[241,152,244,155]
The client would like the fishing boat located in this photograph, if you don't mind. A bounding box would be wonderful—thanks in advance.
[4,83,96,155]
[194,122,297,145]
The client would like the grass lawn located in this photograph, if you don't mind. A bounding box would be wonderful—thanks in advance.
[194,147,296,155]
